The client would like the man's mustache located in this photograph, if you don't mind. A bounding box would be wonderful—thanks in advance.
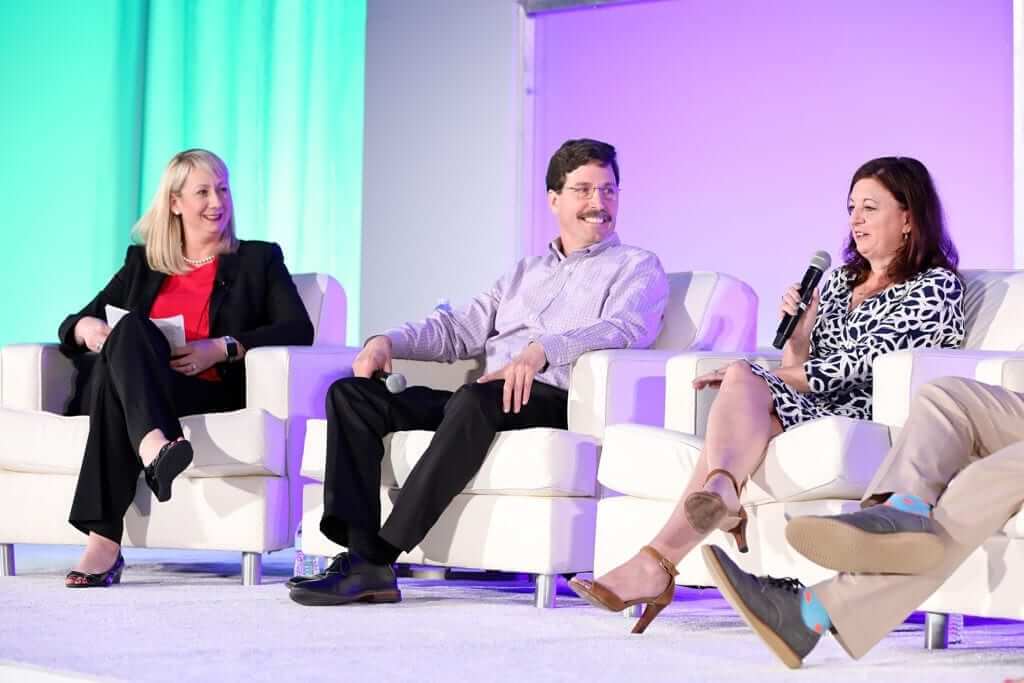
[577,210,611,222]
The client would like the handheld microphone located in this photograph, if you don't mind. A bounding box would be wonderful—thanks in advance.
[372,370,407,394]
[772,250,832,349]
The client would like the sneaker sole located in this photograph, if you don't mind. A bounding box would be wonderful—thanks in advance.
[786,516,943,574]
[289,588,402,606]
[701,546,803,670]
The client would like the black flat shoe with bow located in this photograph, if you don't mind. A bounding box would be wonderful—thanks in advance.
[145,439,194,502]
[65,554,125,588]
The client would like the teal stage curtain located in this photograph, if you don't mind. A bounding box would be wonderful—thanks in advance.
[0,0,366,346]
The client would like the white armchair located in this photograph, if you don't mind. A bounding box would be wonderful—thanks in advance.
[298,271,758,607]
[0,273,349,584]
[593,269,1024,594]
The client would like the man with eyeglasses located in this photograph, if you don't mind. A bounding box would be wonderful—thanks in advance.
[290,138,669,606]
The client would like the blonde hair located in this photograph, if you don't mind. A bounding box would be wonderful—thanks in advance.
[132,149,240,275]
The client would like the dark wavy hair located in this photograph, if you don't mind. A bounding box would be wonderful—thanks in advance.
[545,138,619,192]
[843,156,959,287]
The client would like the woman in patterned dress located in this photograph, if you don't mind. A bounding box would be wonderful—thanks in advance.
[570,157,965,632]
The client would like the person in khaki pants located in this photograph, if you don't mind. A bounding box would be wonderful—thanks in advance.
[702,375,1024,669]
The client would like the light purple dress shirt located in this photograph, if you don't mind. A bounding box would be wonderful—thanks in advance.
[384,233,670,390]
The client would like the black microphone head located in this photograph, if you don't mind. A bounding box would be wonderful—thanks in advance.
[773,249,832,349]
[810,250,831,272]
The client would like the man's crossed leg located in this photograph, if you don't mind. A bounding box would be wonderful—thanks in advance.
[703,376,1024,668]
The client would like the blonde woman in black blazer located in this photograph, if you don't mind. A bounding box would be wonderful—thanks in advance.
[59,149,313,587]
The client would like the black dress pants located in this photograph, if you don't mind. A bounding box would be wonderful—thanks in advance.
[320,377,569,564]
[68,313,238,543]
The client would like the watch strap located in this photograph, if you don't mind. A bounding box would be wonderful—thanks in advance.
[224,336,239,361]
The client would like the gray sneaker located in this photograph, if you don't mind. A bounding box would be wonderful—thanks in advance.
[786,504,943,575]
[701,545,821,669]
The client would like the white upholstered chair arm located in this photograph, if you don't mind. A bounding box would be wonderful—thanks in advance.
[975,354,1024,393]
[0,343,76,414]
[567,349,680,439]
[244,345,361,421]
[663,350,783,436]
[872,349,1024,429]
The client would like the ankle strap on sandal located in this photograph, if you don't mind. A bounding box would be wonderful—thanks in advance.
[705,468,744,496]
[640,545,679,578]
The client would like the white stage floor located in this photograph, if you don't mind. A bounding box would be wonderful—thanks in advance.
[2,545,1023,682]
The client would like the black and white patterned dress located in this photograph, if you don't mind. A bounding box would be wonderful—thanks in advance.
[749,266,965,430]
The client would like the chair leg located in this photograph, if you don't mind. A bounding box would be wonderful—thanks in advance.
[0,544,14,577]
[534,574,556,608]
[924,612,949,649]
[241,552,262,586]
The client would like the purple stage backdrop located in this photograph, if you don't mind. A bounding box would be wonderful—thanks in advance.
[528,0,1014,345]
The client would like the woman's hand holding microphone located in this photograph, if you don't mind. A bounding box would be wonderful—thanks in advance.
[691,284,820,391]
[780,283,819,357]
[775,283,818,392]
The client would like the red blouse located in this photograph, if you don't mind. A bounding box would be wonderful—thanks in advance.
[150,259,219,380]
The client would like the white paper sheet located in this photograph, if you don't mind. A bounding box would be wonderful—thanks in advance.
[104,305,187,349]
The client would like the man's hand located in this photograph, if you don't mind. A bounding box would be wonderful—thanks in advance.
[171,339,228,376]
[353,335,393,379]
[74,316,111,353]
[477,342,548,414]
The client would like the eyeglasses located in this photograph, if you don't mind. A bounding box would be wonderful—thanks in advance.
[563,184,620,201]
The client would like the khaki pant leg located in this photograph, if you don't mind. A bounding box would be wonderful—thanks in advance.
[865,377,1024,504]
[816,439,1024,659]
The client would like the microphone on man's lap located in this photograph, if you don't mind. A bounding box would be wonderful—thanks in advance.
[372,370,408,394]
[772,250,832,349]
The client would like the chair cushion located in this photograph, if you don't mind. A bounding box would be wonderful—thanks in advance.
[300,419,399,487]
[0,407,286,477]
[746,416,891,504]
[301,420,599,497]
[960,269,1024,351]
[392,429,598,496]
[291,272,347,346]
[598,424,703,500]
[598,417,891,505]
[653,272,757,352]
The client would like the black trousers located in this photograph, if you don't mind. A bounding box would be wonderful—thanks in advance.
[68,313,239,543]
[320,377,569,564]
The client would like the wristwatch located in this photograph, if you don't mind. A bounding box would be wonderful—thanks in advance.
[223,335,239,362]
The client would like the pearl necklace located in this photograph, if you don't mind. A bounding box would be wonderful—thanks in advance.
[183,253,217,267]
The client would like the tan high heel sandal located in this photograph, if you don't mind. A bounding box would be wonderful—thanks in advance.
[568,545,679,634]
[684,468,749,553]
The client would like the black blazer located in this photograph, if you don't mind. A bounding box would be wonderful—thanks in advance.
[59,240,315,406]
